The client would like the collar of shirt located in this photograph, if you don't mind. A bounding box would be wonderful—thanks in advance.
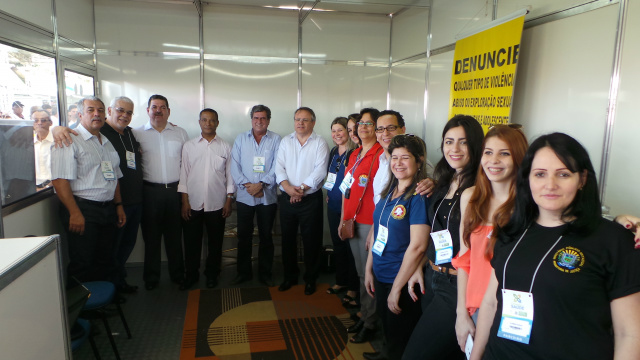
[198,134,218,144]
[287,131,318,144]
[34,130,54,144]
[77,123,108,144]
[144,121,175,132]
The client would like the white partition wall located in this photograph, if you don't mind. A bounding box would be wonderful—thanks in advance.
[301,11,390,140]
[603,0,640,216]
[95,0,201,136]
[202,5,298,142]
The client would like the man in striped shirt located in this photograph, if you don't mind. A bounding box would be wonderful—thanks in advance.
[51,96,126,283]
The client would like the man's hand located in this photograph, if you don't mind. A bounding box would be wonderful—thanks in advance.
[181,200,192,221]
[52,126,78,148]
[244,182,264,197]
[222,198,233,218]
[415,177,435,197]
[254,189,264,198]
[116,206,127,228]
[68,211,85,234]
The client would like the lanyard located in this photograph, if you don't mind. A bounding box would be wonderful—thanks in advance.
[334,150,346,173]
[118,131,135,152]
[346,149,365,177]
[87,135,105,161]
[430,196,458,234]
[377,188,403,229]
[503,225,564,293]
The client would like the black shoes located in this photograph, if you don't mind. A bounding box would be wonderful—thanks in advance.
[206,277,218,288]
[259,277,274,287]
[278,280,298,291]
[304,282,316,295]
[347,319,364,333]
[363,351,387,360]
[350,327,375,343]
[118,283,138,294]
[145,282,158,291]
[180,277,199,291]
[231,274,252,285]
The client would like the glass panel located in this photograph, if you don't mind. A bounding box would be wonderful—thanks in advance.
[430,0,493,49]
[0,43,58,205]
[389,57,426,137]
[56,0,95,49]
[0,0,54,31]
[391,8,428,61]
[63,70,94,129]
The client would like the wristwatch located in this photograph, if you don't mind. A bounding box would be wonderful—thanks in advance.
[226,194,235,199]
[300,184,306,190]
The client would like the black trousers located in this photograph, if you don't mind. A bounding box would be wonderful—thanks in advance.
[236,202,277,279]
[113,203,142,287]
[375,278,423,359]
[141,185,184,283]
[279,190,323,283]
[182,208,226,280]
[60,201,116,283]
[402,267,466,360]
[327,207,359,291]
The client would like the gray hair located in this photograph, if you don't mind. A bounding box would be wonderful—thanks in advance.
[77,96,105,114]
[110,96,134,108]
[30,109,51,121]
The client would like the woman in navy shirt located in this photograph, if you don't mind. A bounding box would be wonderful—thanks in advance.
[363,134,431,359]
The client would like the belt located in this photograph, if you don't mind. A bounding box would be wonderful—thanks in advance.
[143,181,179,188]
[429,260,458,276]
[74,196,113,207]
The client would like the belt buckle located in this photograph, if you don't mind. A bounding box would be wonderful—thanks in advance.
[164,183,169,189]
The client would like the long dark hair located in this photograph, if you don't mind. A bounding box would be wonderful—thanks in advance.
[432,115,484,194]
[498,132,601,242]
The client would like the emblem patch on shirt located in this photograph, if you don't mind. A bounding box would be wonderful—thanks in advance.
[358,174,369,187]
[553,246,585,273]
[391,205,406,220]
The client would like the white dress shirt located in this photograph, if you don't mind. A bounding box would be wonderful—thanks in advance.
[51,124,122,201]
[34,131,54,185]
[178,134,236,212]
[133,122,189,184]
[275,131,329,194]
[230,129,281,206]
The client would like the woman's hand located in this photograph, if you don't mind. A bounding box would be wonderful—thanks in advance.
[364,268,375,298]
[407,267,425,302]
[614,214,640,246]
[388,288,402,315]
[456,312,476,352]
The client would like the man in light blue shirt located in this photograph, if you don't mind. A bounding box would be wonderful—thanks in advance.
[230,105,281,287]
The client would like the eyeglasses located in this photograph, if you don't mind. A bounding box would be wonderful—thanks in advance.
[115,108,134,116]
[489,123,523,130]
[294,118,313,123]
[357,121,374,127]
[375,125,399,133]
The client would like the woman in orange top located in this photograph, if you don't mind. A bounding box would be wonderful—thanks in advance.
[452,125,528,352]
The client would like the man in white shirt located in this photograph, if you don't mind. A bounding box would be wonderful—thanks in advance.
[51,96,126,282]
[230,105,281,287]
[178,108,235,290]
[135,94,189,291]
[275,107,329,295]
[32,109,54,189]
[10,101,25,120]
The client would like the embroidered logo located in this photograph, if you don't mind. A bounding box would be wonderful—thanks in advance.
[358,174,368,187]
[391,205,406,220]
[553,246,585,273]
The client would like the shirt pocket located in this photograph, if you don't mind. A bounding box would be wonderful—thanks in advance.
[210,154,226,172]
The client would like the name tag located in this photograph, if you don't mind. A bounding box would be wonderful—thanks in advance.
[372,225,388,256]
[101,161,116,180]
[253,156,265,172]
[497,289,534,344]
[339,172,354,195]
[323,172,337,191]
[126,150,136,170]
[431,229,454,265]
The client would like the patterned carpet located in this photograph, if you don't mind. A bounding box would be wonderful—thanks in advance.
[180,284,373,360]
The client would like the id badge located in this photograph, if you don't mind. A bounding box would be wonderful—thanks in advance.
[372,225,388,256]
[101,161,116,180]
[323,172,337,191]
[497,289,534,344]
[431,229,454,265]
[126,150,136,170]
[339,173,354,195]
[253,156,265,173]
[465,334,473,360]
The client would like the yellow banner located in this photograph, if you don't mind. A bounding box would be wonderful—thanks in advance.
[448,15,525,132]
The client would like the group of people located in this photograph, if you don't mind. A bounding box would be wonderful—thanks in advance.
[37,93,640,359]
[323,110,640,360]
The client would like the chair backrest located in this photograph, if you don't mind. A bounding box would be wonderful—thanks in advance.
[66,277,90,328]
